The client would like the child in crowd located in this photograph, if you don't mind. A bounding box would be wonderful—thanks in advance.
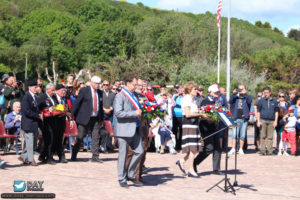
[278,107,297,156]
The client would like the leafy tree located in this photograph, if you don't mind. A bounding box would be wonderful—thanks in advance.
[273,27,284,36]
[255,21,262,28]
[84,21,136,62]
[0,43,24,77]
[262,22,271,29]
[288,29,300,41]
[20,35,49,78]
[253,46,299,83]
[3,9,81,46]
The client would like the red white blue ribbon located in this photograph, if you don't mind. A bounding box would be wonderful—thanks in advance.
[121,88,140,110]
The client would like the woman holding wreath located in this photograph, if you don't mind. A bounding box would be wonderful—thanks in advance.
[176,81,208,178]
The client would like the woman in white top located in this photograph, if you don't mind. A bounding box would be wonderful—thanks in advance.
[176,81,208,178]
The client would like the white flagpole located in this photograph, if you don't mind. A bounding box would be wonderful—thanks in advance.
[226,0,231,101]
[217,26,221,83]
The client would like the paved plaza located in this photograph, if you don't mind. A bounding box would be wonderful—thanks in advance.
[1,128,300,200]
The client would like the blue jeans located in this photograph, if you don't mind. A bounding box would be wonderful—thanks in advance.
[158,129,172,145]
[232,119,248,141]
[83,135,92,149]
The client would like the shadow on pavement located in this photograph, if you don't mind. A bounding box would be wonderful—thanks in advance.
[234,184,258,191]
[143,173,186,186]
[0,162,27,169]
[102,158,117,162]
[197,169,246,177]
[144,167,169,174]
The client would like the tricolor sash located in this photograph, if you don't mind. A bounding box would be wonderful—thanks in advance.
[121,88,140,110]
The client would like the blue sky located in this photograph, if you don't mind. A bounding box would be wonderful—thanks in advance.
[126,0,300,35]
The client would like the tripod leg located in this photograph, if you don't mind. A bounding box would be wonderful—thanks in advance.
[225,178,236,195]
[206,178,226,192]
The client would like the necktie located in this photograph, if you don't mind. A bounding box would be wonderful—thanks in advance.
[93,90,97,113]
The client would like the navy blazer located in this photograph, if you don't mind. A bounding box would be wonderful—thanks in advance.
[71,86,104,126]
[21,92,40,132]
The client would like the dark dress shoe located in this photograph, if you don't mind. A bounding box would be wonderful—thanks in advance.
[18,156,28,164]
[59,158,68,163]
[91,157,103,163]
[71,156,76,161]
[176,160,187,175]
[128,178,143,186]
[29,161,38,166]
[187,172,199,178]
[47,159,56,165]
[212,170,224,175]
[136,177,144,183]
[38,156,45,162]
[142,165,150,173]
[119,181,129,188]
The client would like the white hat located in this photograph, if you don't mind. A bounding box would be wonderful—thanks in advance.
[91,76,101,83]
[208,85,219,93]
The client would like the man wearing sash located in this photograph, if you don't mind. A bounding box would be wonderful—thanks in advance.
[113,74,144,188]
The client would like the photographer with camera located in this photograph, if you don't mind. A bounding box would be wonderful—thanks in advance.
[228,84,252,155]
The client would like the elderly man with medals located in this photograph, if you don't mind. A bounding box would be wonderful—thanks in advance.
[38,83,57,164]
[40,84,73,164]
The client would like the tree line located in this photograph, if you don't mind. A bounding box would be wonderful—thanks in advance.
[0,0,299,94]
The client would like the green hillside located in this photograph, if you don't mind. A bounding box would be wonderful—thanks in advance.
[0,0,299,94]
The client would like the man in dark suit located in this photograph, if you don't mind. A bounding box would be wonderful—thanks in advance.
[52,84,69,163]
[38,83,57,164]
[71,76,104,162]
[18,79,43,166]
[193,84,223,175]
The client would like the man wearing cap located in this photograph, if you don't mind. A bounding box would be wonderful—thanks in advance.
[38,83,58,164]
[193,84,223,175]
[18,79,43,166]
[71,76,104,163]
[51,84,69,163]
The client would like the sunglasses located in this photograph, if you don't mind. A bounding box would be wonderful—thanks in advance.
[103,84,109,86]
[147,89,153,91]
[279,95,285,98]
[112,88,117,90]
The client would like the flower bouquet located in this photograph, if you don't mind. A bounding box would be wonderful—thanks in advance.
[42,104,67,117]
[199,104,232,124]
[139,99,165,120]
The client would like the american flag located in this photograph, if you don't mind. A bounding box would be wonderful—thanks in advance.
[217,0,222,27]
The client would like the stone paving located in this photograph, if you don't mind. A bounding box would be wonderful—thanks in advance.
[1,128,300,200]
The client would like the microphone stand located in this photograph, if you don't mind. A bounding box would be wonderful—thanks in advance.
[205,126,236,195]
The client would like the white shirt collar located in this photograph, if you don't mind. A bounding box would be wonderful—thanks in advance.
[29,91,36,100]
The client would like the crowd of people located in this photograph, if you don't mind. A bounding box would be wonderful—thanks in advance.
[0,70,299,188]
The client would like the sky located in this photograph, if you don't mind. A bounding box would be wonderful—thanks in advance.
[126,0,300,35]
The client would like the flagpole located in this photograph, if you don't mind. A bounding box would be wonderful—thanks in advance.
[217,25,221,83]
[226,0,231,101]
[216,0,222,84]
